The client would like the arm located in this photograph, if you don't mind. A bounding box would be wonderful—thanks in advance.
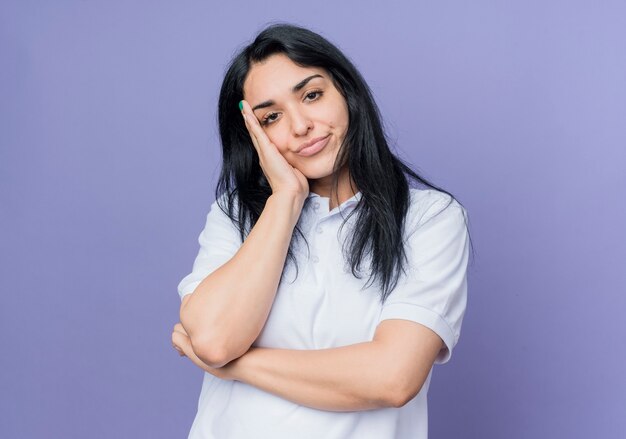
[180,193,302,368]
[173,319,444,411]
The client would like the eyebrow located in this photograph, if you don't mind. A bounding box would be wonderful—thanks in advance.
[251,74,324,112]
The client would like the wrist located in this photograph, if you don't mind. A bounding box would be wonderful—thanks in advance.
[226,346,257,382]
[267,193,304,224]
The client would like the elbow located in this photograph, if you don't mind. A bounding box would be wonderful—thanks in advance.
[191,335,250,369]
[384,377,423,409]
[180,300,234,368]
[388,390,418,409]
[191,337,233,369]
[180,300,251,367]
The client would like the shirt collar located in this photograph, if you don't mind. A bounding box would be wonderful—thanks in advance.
[306,191,362,213]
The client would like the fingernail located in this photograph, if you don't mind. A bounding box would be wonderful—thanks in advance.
[238,100,243,111]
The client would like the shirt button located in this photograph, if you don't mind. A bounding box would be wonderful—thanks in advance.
[313,202,320,210]
[316,226,323,234]
[312,255,319,263]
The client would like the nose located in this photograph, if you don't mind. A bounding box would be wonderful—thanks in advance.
[291,108,313,137]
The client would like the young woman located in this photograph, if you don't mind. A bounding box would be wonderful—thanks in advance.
[171,23,473,439]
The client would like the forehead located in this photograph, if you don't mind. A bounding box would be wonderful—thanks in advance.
[243,53,326,99]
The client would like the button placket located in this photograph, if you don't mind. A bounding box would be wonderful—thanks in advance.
[309,213,329,271]
[310,221,323,264]
[305,194,360,281]
[307,195,332,281]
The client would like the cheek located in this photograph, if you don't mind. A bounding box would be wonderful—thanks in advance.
[329,109,348,129]
[265,131,290,155]
[330,114,348,134]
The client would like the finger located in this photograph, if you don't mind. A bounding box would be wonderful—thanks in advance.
[241,100,272,152]
[174,322,188,336]
[239,100,259,151]
[241,100,270,145]
[173,343,186,356]
[172,331,192,355]
[242,111,261,153]
[171,329,188,350]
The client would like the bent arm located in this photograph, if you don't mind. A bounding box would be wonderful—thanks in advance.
[180,194,302,368]
[178,319,443,411]
[227,320,443,411]
[231,342,397,411]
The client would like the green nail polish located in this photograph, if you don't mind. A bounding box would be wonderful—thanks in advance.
[238,101,243,111]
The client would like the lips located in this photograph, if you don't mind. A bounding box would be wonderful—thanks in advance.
[297,134,331,157]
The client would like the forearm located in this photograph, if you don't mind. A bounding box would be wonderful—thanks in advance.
[229,341,401,411]
[180,194,303,366]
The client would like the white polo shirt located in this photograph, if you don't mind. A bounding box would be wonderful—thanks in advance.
[177,188,470,439]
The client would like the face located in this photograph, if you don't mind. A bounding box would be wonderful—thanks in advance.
[242,53,349,182]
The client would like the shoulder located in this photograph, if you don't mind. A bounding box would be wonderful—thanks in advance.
[209,191,241,220]
[203,191,243,238]
[408,188,466,220]
[406,188,468,233]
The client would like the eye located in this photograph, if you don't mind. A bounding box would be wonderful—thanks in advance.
[261,90,324,127]
[305,90,324,101]
[260,112,279,126]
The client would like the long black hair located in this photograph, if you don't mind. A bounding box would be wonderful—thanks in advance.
[214,22,474,304]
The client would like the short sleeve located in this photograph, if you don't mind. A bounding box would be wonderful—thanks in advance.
[176,194,244,301]
[378,191,470,364]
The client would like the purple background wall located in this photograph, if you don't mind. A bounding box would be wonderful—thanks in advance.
[1,1,624,438]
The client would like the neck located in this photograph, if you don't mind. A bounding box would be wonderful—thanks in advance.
[309,166,358,210]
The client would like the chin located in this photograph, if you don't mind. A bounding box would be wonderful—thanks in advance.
[297,158,337,180]
[299,165,335,180]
